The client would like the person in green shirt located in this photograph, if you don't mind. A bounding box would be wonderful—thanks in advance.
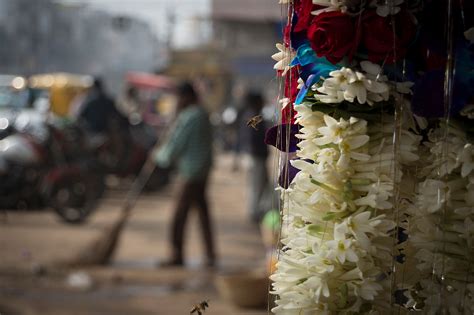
[155,82,215,267]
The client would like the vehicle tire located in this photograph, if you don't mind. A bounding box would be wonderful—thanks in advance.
[50,174,105,224]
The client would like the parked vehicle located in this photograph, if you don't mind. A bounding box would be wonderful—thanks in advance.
[91,120,169,191]
[0,115,105,224]
[0,75,31,140]
[120,72,176,132]
[29,73,93,117]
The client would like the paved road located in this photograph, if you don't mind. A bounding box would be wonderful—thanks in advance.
[0,154,272,315]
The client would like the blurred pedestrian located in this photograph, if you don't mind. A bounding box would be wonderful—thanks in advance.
[77,78,126,134]
[77,77,129,169]
[241,91,270,223]
[155,81,215,267]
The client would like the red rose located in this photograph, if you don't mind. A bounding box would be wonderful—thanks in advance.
[362,9,417,63]
[307,11,358,64]
[294,0,318,33]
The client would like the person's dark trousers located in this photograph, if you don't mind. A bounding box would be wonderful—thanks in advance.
[171,177,215,265]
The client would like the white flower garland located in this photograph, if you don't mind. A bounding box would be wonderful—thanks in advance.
[313,61,413,106]
[271,1,473,313]
[404,125,474,314]
[271,97,421,313]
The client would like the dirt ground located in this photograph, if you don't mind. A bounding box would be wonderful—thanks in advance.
[0,154,274,315]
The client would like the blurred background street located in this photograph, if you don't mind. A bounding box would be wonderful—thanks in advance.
[0,154,271,315]
[0,0,285,314]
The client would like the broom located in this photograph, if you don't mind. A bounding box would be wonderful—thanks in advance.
[64,151,159,267]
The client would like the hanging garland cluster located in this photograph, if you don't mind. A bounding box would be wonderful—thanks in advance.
[404,124,474,313]
[267,0,474,314]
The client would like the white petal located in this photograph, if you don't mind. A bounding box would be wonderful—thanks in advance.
[271,51,285,61]
[323,115,338,127]
[360,61,381,75]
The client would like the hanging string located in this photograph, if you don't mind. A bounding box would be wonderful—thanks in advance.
[459,0,471,305]
[384,0,406,312]
[437,0,455,313]
[268,2,293,314]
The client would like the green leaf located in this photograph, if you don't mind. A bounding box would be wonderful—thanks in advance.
[336,283,348,308]
[322,212,337,221]
[307,224,324,236]
[349,178,372,186]
[343,181,353,200]
[310,179,339,195]
[293,217,305,228]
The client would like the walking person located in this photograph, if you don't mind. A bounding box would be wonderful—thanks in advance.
[155,82,216,267]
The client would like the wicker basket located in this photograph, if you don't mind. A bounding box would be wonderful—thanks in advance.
[215,271,269,308]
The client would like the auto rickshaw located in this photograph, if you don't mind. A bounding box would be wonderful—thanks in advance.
[121,72,176,131]
[29,73,93,117]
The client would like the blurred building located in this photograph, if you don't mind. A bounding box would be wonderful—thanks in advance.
[165,47,230,112]
[165,0,284,112]
[211,0,284,97]
[0,0,162,95]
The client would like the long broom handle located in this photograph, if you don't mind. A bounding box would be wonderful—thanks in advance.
[84,145,162,266]
[120,147,160,220]
[118,118,177,223]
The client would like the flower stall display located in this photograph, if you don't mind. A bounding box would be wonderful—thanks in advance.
[403,125,474,314]
[268,0,474,314]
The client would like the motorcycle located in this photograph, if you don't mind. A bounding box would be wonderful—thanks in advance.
[0,113,105,224]
[92,119,170,192]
